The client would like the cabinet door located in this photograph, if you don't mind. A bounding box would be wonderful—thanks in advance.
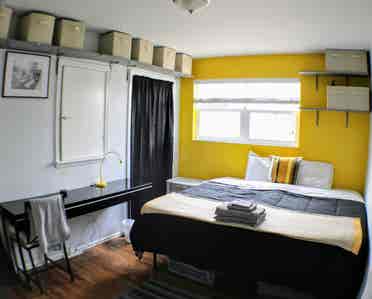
[58,59,109,163]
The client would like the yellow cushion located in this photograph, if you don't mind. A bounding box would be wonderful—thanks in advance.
[271,156,300,184]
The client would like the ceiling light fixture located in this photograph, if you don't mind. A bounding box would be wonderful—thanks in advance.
[172,0,210,14]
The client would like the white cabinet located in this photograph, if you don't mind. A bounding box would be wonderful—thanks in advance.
[56,58,110,165]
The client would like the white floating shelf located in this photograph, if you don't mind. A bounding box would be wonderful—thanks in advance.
[0,38,192,78]
[300,107,369,128]
[301,107,370,113]
[299,71,369,76]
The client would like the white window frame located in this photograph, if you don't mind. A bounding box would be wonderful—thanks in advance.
[55,57,111,167]
[194,79,300,148]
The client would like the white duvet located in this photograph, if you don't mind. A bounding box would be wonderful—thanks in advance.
[141,177,364,255]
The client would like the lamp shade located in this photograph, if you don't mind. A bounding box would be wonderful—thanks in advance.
[172,0,210,14]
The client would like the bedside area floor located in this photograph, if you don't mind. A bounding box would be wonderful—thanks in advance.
[1,238,315,299]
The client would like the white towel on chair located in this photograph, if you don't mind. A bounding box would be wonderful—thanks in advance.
[30,194,71,254]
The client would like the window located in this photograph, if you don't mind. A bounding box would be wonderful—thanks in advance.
[194,79,300,147]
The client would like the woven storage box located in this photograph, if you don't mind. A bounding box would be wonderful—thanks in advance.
[0,6,12,39]
[153,46,176,70]
[100,31,132,59]
[19,11,55,44]
[55,18,85,49]
[327,86,370,111]
[131,38,154,64]
[326,50,368,74]
[175,53,192,75]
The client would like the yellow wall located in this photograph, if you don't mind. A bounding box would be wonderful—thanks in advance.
[178,54,370,193]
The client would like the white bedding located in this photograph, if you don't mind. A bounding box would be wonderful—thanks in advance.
[142,177,364,255]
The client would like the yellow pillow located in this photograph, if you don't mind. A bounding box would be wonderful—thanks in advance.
[271,156,301,184]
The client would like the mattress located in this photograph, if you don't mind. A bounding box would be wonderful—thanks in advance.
[130,178,368,298]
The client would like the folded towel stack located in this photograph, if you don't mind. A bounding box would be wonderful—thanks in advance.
[214,200,266,227]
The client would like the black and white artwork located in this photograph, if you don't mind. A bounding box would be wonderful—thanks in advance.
[2,52,51,98]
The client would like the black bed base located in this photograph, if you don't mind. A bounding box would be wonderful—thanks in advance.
[131,214,367,299]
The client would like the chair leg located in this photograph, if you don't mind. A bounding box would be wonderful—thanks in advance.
[63,243,74,282]
[153,253,157,271]
[28,249,36,270]
[10,239,18,272]
[2,215,15,270]
[43,254,50,291]
[135,251,144,261]
[27,249,44,294]
[15,232,32,289]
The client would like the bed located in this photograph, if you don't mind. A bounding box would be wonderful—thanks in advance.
[130,154,368,299]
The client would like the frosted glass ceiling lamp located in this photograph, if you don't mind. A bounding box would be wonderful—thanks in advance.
[172,0,210,14]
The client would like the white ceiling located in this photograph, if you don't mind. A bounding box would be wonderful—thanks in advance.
[6,0,372,57]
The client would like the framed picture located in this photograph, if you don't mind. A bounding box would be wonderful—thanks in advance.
[2,51,51,98]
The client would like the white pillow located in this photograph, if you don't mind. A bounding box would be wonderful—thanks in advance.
[245,151,272,182]
[295,160,334,189]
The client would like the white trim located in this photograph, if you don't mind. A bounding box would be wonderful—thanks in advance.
[173,79,180,177]
[194,137,298,148]
[54,157,103,168]
[128,67,177,83]
[55,57,111,167]
[194,99,299,104]
[194,78,300,84]
[126,68,180,180]
[73,232,122,254]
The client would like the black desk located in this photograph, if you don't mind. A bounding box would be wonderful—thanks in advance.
[0,179,152,282]
[1,179,152,222]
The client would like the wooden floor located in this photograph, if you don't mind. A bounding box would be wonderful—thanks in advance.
[3,238,156,299]
[1,238,315,299]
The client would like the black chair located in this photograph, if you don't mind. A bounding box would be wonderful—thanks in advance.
[8,190,74,293]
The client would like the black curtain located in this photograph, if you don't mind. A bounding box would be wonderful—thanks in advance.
[130,75,174,219]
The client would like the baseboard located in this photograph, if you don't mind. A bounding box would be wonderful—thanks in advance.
[72,232,122,256]
[19,231,122,271]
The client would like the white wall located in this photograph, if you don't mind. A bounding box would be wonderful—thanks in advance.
[0,49,129,257]
[360,48,372,299]
[361,114,372,298]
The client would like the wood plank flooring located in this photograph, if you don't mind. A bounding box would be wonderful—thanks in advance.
[2,238,315,299]
[3,238,156,299]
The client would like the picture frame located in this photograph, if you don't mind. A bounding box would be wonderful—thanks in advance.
[2,51,51,99]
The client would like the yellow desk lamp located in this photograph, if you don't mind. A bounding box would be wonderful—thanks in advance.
[95,151,123,188]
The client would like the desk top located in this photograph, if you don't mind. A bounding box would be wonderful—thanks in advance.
[0,179,152,221]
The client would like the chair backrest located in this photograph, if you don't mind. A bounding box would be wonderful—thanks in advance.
[23,190,68,242]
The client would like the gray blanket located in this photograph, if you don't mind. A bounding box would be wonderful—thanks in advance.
[179,182,364,218]
[30,194,71,254]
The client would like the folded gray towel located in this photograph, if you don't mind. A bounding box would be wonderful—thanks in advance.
[215,205,266,219]
[215,213,266,227]
[227,200,257,213]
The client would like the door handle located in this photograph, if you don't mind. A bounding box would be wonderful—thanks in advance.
[61,115,72,120]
